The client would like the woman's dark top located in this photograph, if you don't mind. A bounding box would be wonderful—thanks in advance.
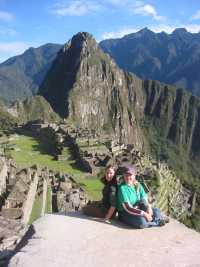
[101,177,117,209]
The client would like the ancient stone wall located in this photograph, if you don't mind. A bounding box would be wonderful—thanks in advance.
[0,154,88,263]
[22,171,39,224]
[0,157,8,196]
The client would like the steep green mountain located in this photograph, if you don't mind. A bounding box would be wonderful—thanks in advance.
[39,32,145,148]
[0,96,60,130]
[0,43,62,104]
[141,80,200,186]
[9,95,61,124]
[39,32,200,204]
[0,98,18,129]
[100,28,200,96]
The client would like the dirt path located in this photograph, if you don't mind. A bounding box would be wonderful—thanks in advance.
[8,212,200,267]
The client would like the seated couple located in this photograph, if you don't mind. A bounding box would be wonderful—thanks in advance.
[83,165,168,228]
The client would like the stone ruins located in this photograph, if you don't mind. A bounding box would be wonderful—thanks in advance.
[0,151,88,264]
[0,121,197,264]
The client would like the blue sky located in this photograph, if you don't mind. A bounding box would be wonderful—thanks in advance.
[0,0,200,62]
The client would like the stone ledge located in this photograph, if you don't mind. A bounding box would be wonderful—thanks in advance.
[7,212,200,267]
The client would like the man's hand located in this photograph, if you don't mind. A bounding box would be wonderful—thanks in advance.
[143,212,152,222]
[147,205,153,217]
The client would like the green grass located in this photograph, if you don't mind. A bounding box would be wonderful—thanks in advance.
[75,177,103,200]
[77,140,108,153]
[45,186,52,214]
[29,194,42,224]
[9,134,84,178]
[9,134,103,201]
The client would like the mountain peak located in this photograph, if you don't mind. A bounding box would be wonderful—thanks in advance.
[72,32,94,42]
[63,32,97,54]
[124,28,154,39]
[172,28,188,35]
[139,27,153,34]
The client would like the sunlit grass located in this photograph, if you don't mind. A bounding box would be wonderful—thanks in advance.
[45,186,52,214]
[29,194,42,225]
[9,134,103,200]
[75,177,103,200]
[10,134,84,178]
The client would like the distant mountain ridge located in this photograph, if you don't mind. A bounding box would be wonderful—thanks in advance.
[100,28,200,96]
[0,43,62,104]
[1,28,200,104]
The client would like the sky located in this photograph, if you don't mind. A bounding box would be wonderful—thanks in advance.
[1,0,200,62]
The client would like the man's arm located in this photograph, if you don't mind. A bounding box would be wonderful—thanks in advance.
[123,202,152,222]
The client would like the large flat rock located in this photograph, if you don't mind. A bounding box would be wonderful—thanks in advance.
[8,212,200,267]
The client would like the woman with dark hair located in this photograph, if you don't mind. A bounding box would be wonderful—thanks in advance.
[82,165,117,222]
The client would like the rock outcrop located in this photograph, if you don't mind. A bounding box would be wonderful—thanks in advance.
[40,32,145,149]
[7,95,60,124]
[7,213,200,267]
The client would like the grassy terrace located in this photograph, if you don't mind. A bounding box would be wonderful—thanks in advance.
[45,186,52,214]
[77,139,109,154]
[29,194,43,225]
[9,134,103,200]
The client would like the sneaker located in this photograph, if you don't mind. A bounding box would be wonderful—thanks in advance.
[162,215,170,223]
[158,219,165,226]
[164,216,170,223]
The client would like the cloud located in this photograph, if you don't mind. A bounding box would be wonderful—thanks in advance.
[51,1,101,16]
[182,24,200,33]
[0,27,17,36]
[0,10,14,21]
[101,23,200,40]
[130,2,165,21]
[104,0,127,6]
[0,41,30,63]
[150,24,176,33]
[101,26,140,39]
[191,10,200,20]
[150,24,200,33]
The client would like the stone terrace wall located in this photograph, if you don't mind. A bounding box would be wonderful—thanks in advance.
[0,155,88,264]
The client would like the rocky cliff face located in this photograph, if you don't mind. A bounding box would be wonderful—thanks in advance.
[8,95,60,124]
[142,80,200,159]
[0,100,18,129]
[0,95,60,130]
[40,32,145,148]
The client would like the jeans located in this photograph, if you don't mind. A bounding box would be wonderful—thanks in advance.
[118,207,163,229]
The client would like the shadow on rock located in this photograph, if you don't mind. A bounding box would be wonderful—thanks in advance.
[3,224,37,267]
[53,210,134,230]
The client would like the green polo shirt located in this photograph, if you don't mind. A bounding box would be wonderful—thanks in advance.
[117,182,147,212]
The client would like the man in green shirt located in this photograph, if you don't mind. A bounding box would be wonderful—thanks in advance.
[117,166,165,228]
